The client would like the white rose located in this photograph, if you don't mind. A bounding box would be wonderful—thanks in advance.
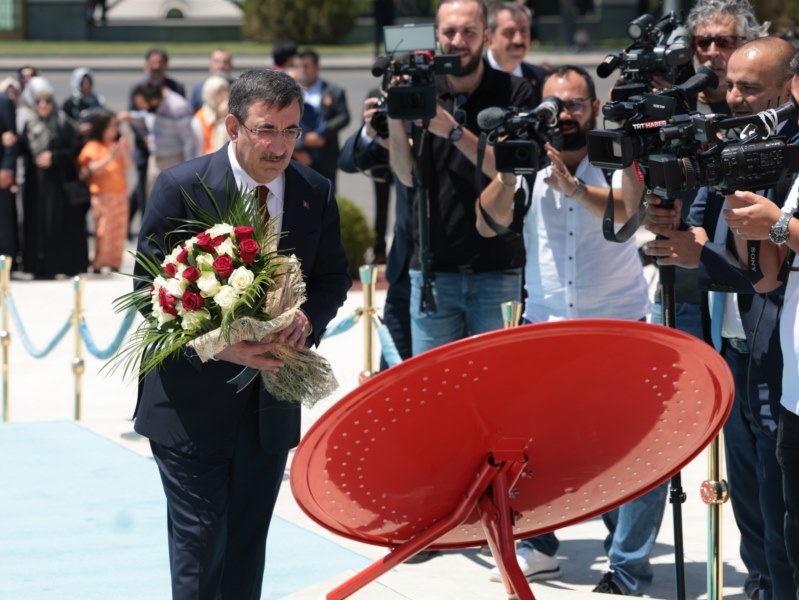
[197,272,221,297]
[164,277,187,298]
[153,275,168,291]
[228,266,254,292]
[207,223,234,238]
[167,245,184,262]
[153,304,176,328]
[195,253,215,270]
[215,238,236,257]
[181,308,210,330]
[213,285,239,311]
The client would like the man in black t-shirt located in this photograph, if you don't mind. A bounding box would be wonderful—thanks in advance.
[388,0,534,357]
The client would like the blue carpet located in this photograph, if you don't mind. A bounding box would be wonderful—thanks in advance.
[0,421,371,599]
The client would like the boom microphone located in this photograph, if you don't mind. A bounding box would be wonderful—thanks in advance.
[477,106,510,131]
[675,65,719,98]
[597,54,622,79]
[371,55,391,77]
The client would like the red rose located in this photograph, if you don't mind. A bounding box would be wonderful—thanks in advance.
[182,265,200,283]
[158,288,178,316]
[175,245,189,264]
[181,290,205,312]
[164,263,178,278]
[213,255,235,279]
[238,238,260,264]
[196,232,214,252]
[212,235,225,248]
[234,226,254,240]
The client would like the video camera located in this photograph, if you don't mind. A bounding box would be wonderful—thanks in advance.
[477,97,564,174]
[372,23,461,121]
[587,66,719,170]
[597,11,693,102]
[647,100,799,197]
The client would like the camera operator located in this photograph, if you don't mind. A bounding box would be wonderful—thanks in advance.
[386,0,534,357]
[686,0,768,114]
[478,65,659,596]
[486,2,548,105]
[643,37,798,600]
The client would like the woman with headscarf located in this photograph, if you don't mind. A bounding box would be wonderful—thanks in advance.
[78,109,131,273]
[19,76,88,277]
[190,74,230,156]
[62,67,104,126]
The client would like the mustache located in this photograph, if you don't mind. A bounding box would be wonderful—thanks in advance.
[262,152,287,160]
[559,119,580,130]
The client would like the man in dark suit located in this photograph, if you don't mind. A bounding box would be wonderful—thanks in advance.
[0,93,17,267]
[486,1,548,105]
[298,50,350,192]
[134,69,350,600]
[644,37,798,600]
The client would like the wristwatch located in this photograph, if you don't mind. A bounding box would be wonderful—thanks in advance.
[448,124,464,143]
[566,177,586,200]
[769,212,793,245]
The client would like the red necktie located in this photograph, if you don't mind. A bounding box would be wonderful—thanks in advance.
[257,185,271,221]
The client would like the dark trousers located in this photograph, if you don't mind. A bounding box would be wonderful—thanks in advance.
[373,179,391,257]
[150,395,289,600]
[0,187,18,266]
[778,405,799,598]
[723,344,796,600]
[379,269,412,370]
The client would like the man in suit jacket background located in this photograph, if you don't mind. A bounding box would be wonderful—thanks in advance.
[134,68,350,600]
[298,49,350,192]
[486,1,548,105]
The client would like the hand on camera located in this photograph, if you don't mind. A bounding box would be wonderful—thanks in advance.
[643,195,681,235]
[642,225,708,268]
[724,191,782,240]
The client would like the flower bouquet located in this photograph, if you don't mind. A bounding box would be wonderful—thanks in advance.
[111,180,338,407]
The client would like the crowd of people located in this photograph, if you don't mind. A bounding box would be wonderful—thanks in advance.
[0,44,350,280]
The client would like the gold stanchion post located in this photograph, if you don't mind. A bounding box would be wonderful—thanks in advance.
[501,300,522,329]
[701,433,728,600]
[359,265,378,383]
[72,276,85,420]
[1,256,11,421]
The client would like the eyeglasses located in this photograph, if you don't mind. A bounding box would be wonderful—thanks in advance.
[238,121,303,142]
[562,97,593,113]
[35,97,53,105]
[694,35,746,51]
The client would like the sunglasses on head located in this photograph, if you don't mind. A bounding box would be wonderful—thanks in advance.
[694,35,745,51]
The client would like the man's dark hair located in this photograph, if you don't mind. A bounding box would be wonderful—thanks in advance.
[145,47,169,63]
[543,65,596,101]
[272,40,298,69]
[132,81,163,103]
[228,69,304,123]
[488,2,531,32]
[298,49,320,66]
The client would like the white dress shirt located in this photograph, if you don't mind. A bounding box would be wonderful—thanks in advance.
[227,142,285,233]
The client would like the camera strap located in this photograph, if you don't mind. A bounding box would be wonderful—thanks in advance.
[474,132,527,241]
[602,181,646,244]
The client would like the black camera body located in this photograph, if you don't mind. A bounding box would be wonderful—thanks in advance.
[646,102,799,197]
[598,12,693,102]
[369,96,389,138]
[383,52,460,120]
[478,97,564,174]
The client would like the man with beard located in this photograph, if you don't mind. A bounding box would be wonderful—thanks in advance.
[387,0,534,364]
[478,66,658,596]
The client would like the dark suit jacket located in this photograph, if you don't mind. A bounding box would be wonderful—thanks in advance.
[686,119,799,415]
[521,61,548,107]
[316,80,350,185]
[0,93,17,261]
[133,146,350,455]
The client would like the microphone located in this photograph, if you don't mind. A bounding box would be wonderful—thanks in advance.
[477,106,510,131]
[531,96,563,128]
[597,54,622,79]
[371,55,391,77]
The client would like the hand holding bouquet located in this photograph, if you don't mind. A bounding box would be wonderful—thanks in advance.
[111,181,338,407]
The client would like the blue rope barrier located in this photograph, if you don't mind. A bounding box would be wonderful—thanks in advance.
[79,309,138,360]
[374,318,402,367]
[322,310,361,339]
[5,294,73,359]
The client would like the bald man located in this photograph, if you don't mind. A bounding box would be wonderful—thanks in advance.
[643,36,798,600]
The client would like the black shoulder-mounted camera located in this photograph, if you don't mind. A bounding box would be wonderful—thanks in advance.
[372,23,461,121]
[597,11,694,102]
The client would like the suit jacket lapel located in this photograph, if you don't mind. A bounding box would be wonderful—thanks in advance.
[186,146,234,219]
[279,163,313,255]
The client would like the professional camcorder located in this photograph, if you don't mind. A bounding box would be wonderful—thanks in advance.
[369,96,389,138]
[587,66,719,170]
[477,97,564,174]
[647,100,799,197]
[597,11,693,101]
[372,23,461,121]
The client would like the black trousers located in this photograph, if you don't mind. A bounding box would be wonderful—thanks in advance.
[778,405,799,598]
[150,395,289,600]
[0,187,18,266]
